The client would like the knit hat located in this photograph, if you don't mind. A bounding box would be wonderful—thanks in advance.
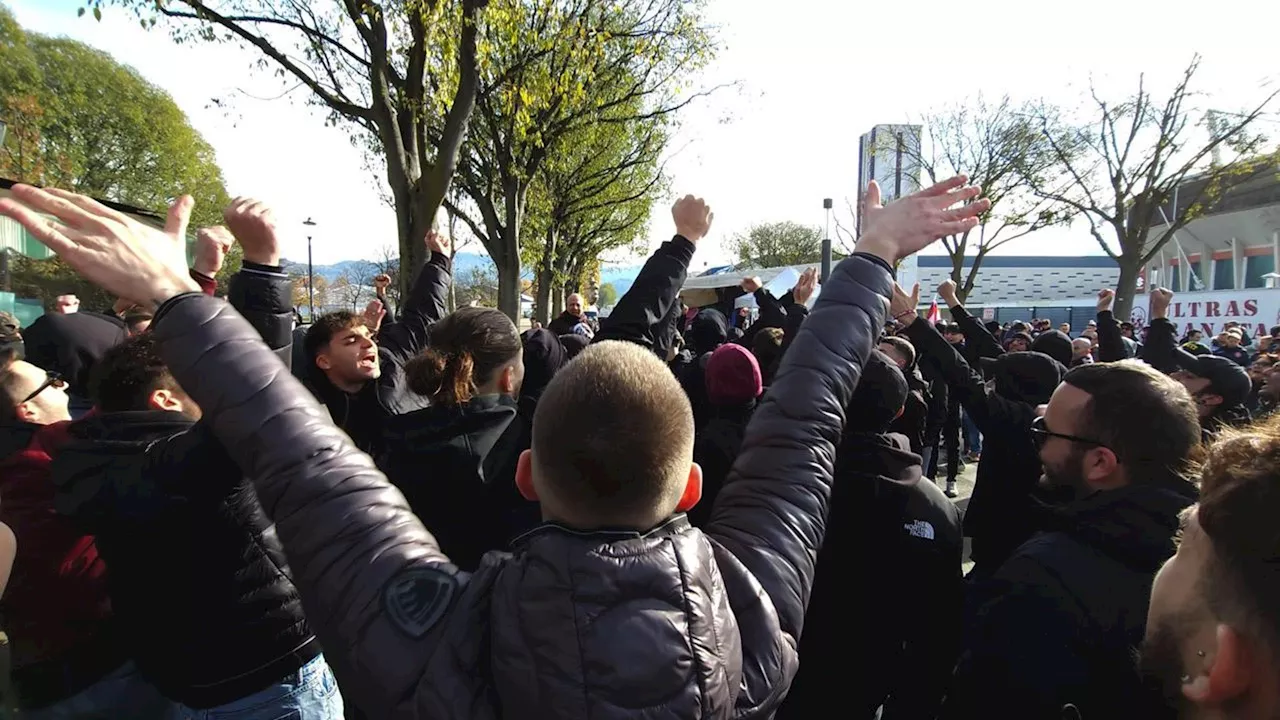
[845,349,909,435]
[705,343,762,406]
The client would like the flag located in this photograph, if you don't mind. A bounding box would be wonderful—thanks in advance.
[926,299,941,326]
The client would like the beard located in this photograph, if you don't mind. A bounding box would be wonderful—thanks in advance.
[1039,445,1091,500]
[1138,615,1194,717]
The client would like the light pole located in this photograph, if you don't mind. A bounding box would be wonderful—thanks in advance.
[821,198,833,283]
[303,217,317,320]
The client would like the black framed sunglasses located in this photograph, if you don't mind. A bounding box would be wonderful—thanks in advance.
[1030,416,1107,450]
[20,371,65,404]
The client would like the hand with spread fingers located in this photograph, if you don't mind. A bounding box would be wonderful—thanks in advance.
[857,175,990,264]
[890,282,921,327]
[792,267,819,306]
[0,184,200,310]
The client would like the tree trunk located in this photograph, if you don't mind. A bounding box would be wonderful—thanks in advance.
[552,286,564,317]
[534,226,556,325]
[495,178,525,321]
[1113,255,1143,325]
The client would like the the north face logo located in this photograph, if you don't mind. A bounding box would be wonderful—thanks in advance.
[383,567,459,638]
[904,520,935,540]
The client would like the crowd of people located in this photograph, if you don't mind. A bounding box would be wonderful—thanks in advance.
[0,174,1277,720]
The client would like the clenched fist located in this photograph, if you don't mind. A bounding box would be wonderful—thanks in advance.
[224,197,280,266]
[194,226,234,277]
[425,231,451,258]
[672,195,714,243]
[1096,289,1115,314]
[938,279,959,307]
[1150,287,1174,319]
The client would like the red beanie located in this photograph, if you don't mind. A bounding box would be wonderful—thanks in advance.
[705,344,762,406]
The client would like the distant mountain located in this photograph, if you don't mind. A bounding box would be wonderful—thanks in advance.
[282,253,643,302]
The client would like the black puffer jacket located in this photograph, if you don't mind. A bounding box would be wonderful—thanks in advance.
[144,249,891,718]
[52,412,317,708]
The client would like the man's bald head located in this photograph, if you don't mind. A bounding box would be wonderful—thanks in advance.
[566,293,584,318]
[529,340,695,529]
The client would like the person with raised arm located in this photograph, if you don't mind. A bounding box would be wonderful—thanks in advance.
[0,176,986,719]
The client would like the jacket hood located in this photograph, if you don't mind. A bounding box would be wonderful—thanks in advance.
[382,394,517,478]
[520,328,567,404]
[981,351,1066,406]
[490,516,741,718]
[837,432,922,488]
[1031,329,1073,367]
[1054,479,1199,572]
[68,410,194,442]
[688,308,728,356]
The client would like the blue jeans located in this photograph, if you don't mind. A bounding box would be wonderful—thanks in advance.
[961,409,982,455]
[177,655,343,720]
[20,661,178,720]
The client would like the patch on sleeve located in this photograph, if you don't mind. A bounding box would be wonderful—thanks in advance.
[382,566,459,638]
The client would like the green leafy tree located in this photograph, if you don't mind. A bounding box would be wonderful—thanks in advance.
[1026,56,1279,320]
[442,0,716,320]
[524,103,666,323]
[728,221,824,269]
[88,0,488,296]
[0,6,230,304]
[597,282,618,308]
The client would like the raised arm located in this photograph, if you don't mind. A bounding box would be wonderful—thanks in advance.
[942,279,1004,360]
[596,195,711,350]
[0,184,457,719]
[378,232,452,365]
[1139,288,1195,375]
[1093,289,1130,363]
[705,176,989,713]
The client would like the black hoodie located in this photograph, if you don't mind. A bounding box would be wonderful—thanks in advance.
[379,394,533,571]
[678,308,729,428]
[944,478,1197,720]
[778,433,964,720]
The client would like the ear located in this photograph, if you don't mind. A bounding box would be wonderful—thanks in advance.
[1185,624,1252,704]
[1085,446,1121,486]
[515,450,538,502]
[149,389,182,412]
[1203,394,1224,409]
[13,402,36,423]
[675,463,703,513]
[499,364,517,395]
[315,352,332,371]
[894,404,905,421]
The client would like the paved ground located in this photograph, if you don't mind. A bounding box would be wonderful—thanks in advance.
[943,458,979,572]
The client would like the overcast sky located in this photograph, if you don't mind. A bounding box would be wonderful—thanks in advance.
[7,0,1279,269]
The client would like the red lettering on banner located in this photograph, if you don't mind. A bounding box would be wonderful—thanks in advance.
[1200,323,1214,335]
[1188,302,1202,317]
[1255,324,1268,337]
[1246,299,1259,317]
[1227,301,1241,316]
[1206,301,1221,317]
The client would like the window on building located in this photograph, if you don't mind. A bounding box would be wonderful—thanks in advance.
[1245,255,1276,289]
[1214,258,1235,291]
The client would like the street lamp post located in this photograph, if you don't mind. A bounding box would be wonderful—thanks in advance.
[821,198,833,283]
[303,217,317,320]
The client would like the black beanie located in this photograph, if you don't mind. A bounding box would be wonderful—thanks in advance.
[845,350,909,435]
[1031,329,1073,367]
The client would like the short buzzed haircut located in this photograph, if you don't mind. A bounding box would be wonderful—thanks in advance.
[879,335,916,368]
[532,340,694,528]
[1063,360,1200,486]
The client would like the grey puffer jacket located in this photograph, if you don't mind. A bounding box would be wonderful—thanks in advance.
[146,251,892,719]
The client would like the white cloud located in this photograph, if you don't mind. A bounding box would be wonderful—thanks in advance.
[8,0,1280,270]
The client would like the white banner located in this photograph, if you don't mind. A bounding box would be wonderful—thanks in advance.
[1130,289,1280,339]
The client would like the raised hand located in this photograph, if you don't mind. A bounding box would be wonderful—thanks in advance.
[938,278,959,307]
[741,276,763,294]
[672,195,713,243]
[425,230,451,258]
[857,175,990,264]
[1150,287,1174,319]
[1096,288,1116,314]
[890,282,920,327]
[223,197,280,266]
[0,185,199,309]
[194,226,234,277]
[373,274,392,294]
[362,299,386,334]
[792,267,819,306]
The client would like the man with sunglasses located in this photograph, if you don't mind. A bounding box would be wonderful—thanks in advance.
[0,348,176,717]
[942,360,1201,719]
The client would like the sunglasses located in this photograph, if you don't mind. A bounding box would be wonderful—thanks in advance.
[1030,416,1106,451]
[20,371,66,404]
